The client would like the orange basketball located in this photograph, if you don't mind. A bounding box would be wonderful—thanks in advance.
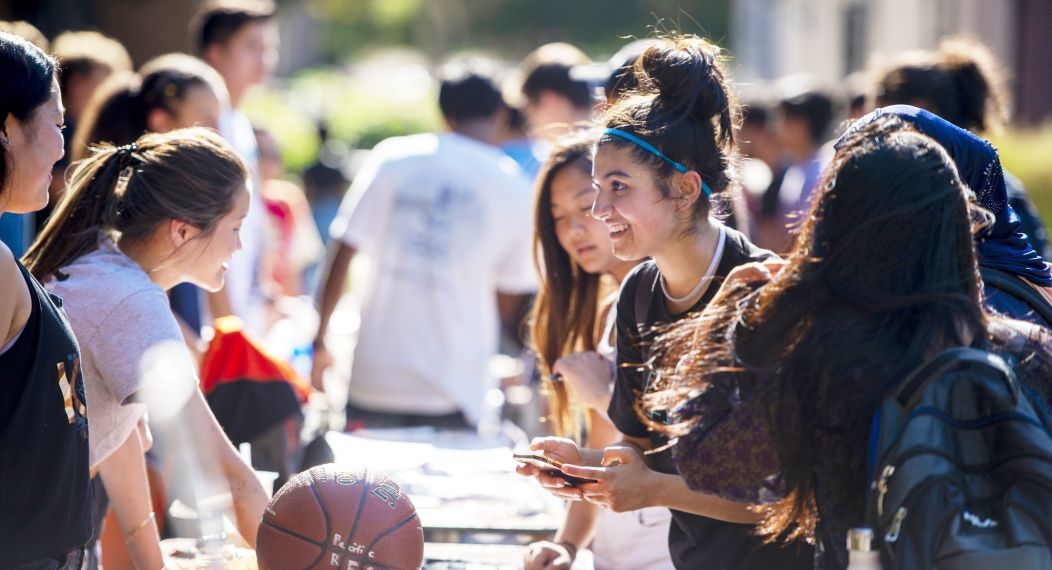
[256,463,424,569]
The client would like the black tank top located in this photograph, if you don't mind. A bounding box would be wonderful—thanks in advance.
[0,261,91,565]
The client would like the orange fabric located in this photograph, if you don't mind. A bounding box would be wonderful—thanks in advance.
[199,316,311,401]
[99,465,166,569]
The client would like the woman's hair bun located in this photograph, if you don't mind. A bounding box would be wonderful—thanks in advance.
[638,36,727,122]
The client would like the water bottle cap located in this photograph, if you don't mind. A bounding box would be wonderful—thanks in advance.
[848,527,875,552]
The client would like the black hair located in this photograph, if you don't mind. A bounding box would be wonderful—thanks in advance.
[523,62,593,110]
[191,0,275,54]
[0,31,57,195]
[875,37,1009,133]
[778,90,834,144]
[597,35,738,227]
[438,63,503,123]
[71,54,224,162]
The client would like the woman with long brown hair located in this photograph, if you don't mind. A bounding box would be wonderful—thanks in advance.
[24,128,268,567]
[647,113,1052,569]
[523,134,670,570]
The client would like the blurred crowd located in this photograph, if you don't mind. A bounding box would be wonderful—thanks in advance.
[2,0,1051,568]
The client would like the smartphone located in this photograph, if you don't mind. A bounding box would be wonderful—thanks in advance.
[513,451,598,486]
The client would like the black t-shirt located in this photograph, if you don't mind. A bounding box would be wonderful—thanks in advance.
[0,261,91,565]
[608,227,813,569]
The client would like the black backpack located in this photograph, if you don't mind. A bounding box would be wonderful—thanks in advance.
[865,347,1052,569]
[981,266,1052,325]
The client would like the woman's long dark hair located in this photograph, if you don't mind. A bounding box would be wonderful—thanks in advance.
[24,127,247,280]
[529,134,605,440]
[647,116,1007,541]
[0,31,57,195]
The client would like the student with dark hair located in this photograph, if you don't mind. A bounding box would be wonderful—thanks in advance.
[875,36,1051,260]
[0,31,91,569]
[72,53,227,162]
[312,62,535,429]
[646,113,1052,569]
[193,0,278,335]
[861,105,1052,328]
[523,135,671,570]
[518,43,594,143]
[24,128,268,566]
[0,21,49,257]
[518,35,813,569]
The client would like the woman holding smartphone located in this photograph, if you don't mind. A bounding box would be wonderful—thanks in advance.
[522,134,671,570]
[517,35,813,569]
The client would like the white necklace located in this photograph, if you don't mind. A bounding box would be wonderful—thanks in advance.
[659,225,726,305]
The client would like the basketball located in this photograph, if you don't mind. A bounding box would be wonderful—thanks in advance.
[256,463,424,569]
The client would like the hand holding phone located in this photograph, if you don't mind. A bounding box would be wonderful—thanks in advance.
[513,451,598,487]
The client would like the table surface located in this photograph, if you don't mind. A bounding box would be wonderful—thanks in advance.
[325,428,564,543]
[424,542,594,569]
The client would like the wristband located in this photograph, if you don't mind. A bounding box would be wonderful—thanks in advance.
[124,511,155,543]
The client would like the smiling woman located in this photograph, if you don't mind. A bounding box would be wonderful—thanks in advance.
[0,30,95,569]
[23,128,267,568]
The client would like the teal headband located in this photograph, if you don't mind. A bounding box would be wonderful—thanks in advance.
[601,128,713,197]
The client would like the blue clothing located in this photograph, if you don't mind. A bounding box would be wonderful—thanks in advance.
[839,106,1052,287]
[0,212,34,258]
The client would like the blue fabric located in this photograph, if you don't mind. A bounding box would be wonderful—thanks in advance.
[601,128,714,197]
[837,105,1052,287]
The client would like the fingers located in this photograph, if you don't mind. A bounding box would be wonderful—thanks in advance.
[601,446,638,466]
[560,463,607,481]
[515,463,541,477]
[528,437,578,463]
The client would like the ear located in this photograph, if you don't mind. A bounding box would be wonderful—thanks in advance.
[202,44,223,68]
[146,108,174,134]
[168,219,200,249]
[676,170,704,210]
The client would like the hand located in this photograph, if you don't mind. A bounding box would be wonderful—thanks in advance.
[724,259,786,286]
[524,540,574,570]
[310,343,333,393]
[552,351,614,412]
[515,437,586,501]
[561,445,659,512]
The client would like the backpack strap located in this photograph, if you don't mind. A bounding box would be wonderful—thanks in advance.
[892,347,1017,410]
[634,266,659,335]
[981,265,1052,324]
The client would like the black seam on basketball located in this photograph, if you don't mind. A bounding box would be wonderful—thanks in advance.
[260,517,327,548]
[365,513,420,556]
[344,467,373,554]
[307,476,333,568]
[308,477,333,541]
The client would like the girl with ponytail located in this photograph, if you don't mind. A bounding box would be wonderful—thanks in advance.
[24,128,267,567]
[0,30,92,569]
[517,35,813,568]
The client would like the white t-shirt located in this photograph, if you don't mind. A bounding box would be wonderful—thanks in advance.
[219,108,268,335]
[47,237,197,469]
[330,133,536,424]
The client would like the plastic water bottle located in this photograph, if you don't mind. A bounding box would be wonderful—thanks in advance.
[846,528,882,570]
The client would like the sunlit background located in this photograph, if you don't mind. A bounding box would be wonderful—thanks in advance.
[3,0,1050,222]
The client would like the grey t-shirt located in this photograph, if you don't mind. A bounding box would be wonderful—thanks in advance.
[47,236,195,469]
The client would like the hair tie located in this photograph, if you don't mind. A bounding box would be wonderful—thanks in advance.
[601,128,713,197]
[114,143,140,197]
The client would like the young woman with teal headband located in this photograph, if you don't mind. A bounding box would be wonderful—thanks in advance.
[517,35,813,569]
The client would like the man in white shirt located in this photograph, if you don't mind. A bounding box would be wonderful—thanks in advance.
[193,0,279,335]
[312,63,536,429]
